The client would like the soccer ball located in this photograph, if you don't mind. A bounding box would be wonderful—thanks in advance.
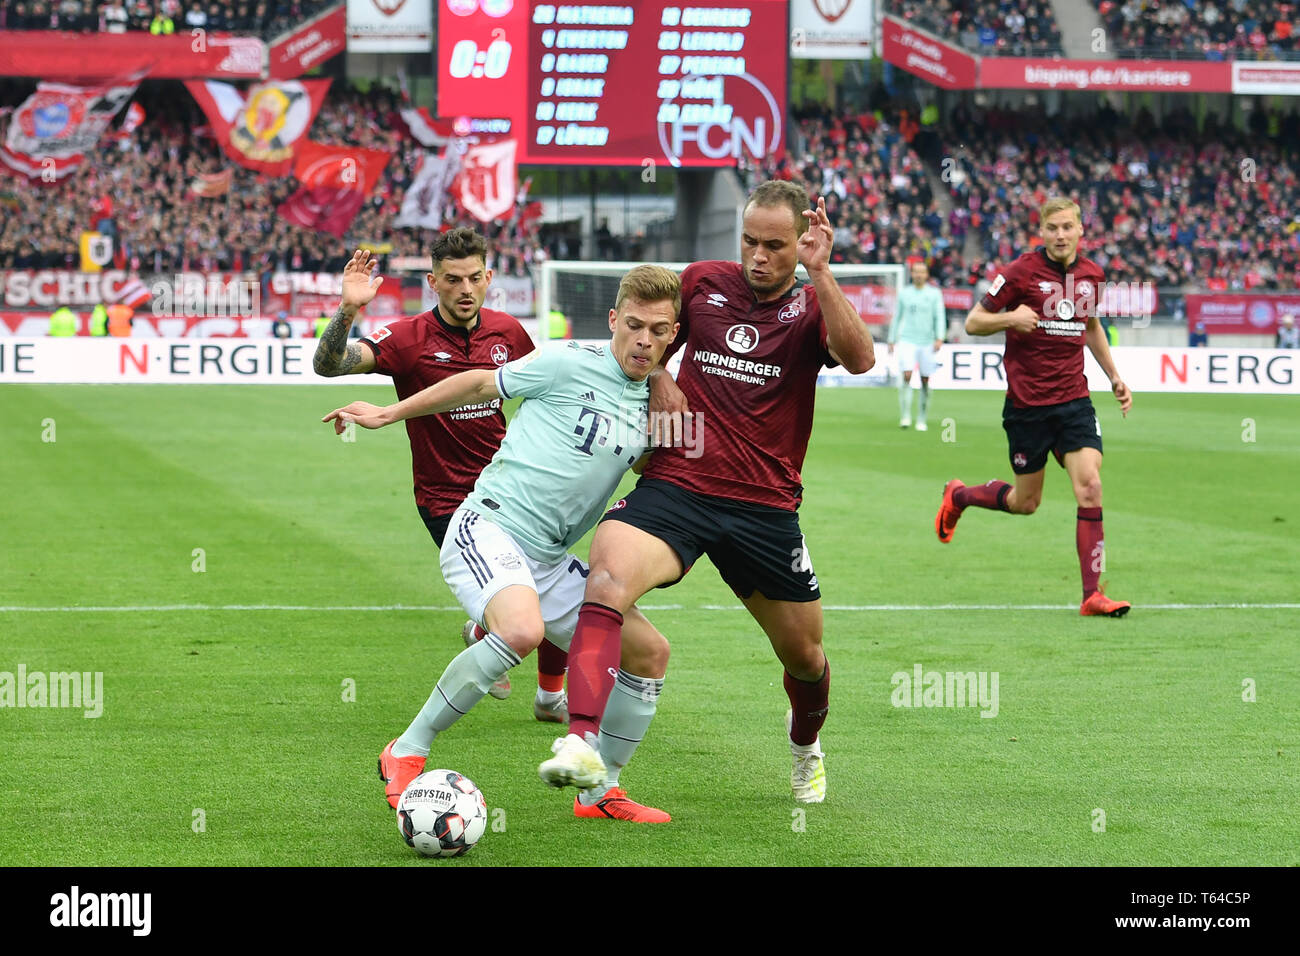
[396,770,488,858]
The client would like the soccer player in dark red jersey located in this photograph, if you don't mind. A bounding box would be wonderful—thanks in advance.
[538,182,875,804]
[934,197,1133,617]
[312,229,571,805]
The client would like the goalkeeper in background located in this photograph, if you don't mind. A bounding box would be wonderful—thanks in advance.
[888,257,946,431]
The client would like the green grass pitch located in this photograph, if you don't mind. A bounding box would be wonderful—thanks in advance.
[1,383,1297,866]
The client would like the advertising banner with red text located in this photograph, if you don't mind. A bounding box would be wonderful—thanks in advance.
[1187,293,1300,335]
[0,32,262,79]
[881,16,978,90]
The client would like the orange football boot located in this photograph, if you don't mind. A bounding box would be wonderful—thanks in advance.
[573,787,671,823]
[378,738,426,809]
[936,479,965,543]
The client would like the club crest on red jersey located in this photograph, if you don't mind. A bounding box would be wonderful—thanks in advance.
[778,302,802,323]
[725,324,759,354]
[490,343,509,365]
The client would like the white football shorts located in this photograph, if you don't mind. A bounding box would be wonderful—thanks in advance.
[439,504,587,650]
[896,341,938,379]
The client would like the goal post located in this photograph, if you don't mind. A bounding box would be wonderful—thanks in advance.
[536,259,905,340]
[535,260,904,386]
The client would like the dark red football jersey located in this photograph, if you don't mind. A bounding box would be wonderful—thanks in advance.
[980,247,1106,408]
[361,306,533,515]
[642,260,835,510]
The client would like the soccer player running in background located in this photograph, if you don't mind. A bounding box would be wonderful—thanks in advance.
[324,265,682,823]
[935,197,1134,617]
[539,182,875,804]
[888,257,946,431]
[313,229,570,722]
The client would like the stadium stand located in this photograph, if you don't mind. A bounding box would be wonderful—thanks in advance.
[887,0,1064,55]
[1094,0,1299,60]
[0,0,335,38]
[745,99,1299,292]
[0,82,545,277]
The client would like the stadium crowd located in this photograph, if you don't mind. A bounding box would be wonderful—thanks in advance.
[746,101,1299,292]
[3,76,1298,294]
[888,0,1064,55]
[0,82,544,278]
[745,105,969,282]
[942,101,1300,290]
[888,0,1296,60]
[0,0,333,37]
[1094,0,1299,59]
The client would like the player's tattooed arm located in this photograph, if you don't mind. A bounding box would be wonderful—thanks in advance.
[312,306,375,376]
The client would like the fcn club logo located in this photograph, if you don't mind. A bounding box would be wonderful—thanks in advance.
[814,0,852,22]
[490,344,509,365]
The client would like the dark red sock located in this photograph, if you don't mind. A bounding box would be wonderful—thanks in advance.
[953,479,1012,511]
[1077,507,1104,599]
[784,660,830,746]
[566,602,623,739]
[535,639,567,693]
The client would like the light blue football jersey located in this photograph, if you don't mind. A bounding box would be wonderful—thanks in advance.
[889,283,946,346]
[460,341,649,563]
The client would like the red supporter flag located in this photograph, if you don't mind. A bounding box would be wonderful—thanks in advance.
[115,276,152,309]
[183,79,331,177]
[190,168,234,198]
[278,140,394,237]
[1,72,146,180]
[455,139,518,224]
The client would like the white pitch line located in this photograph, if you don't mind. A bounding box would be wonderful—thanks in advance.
[1,603,1297,613]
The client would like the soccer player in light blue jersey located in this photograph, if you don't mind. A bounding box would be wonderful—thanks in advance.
[323,264,682,823]
[888,258,947,431]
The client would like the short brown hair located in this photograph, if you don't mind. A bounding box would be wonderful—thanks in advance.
[615,264,682,319]
[1040,197,1082,225]
[429,227,489,269]
[744,180,811,236]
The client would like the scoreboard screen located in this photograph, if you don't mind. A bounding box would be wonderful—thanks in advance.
[438,1,788,168]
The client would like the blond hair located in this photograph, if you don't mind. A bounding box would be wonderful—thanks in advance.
[1040,197,1082,225]
[615,264,682,319]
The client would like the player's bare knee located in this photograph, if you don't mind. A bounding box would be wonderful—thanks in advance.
[1075,477,1102,508]
[1015,495,1040,515]
[583,566,632,612]
[494,620,545,657]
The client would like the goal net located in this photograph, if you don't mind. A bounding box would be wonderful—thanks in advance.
[536,260,903,386]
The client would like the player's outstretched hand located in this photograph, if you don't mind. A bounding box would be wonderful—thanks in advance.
[797,196,834,273]
[648,369,691,448]
[1111,379,1132,417]
[1006,304,1039,334]
[322,401,390,433]
[341,248,383,311]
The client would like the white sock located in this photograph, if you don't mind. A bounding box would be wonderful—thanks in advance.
[393,632,520,757]
[899,380,912,419]
[919,383,930,421]
[536,688,564,705]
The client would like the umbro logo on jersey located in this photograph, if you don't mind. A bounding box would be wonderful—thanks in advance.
[434,351,452,362]
[1038,281,1055,294]
[580,390,596,402]
[490,344,509,366]
[725,324,759,354]
[707,293,728,307]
